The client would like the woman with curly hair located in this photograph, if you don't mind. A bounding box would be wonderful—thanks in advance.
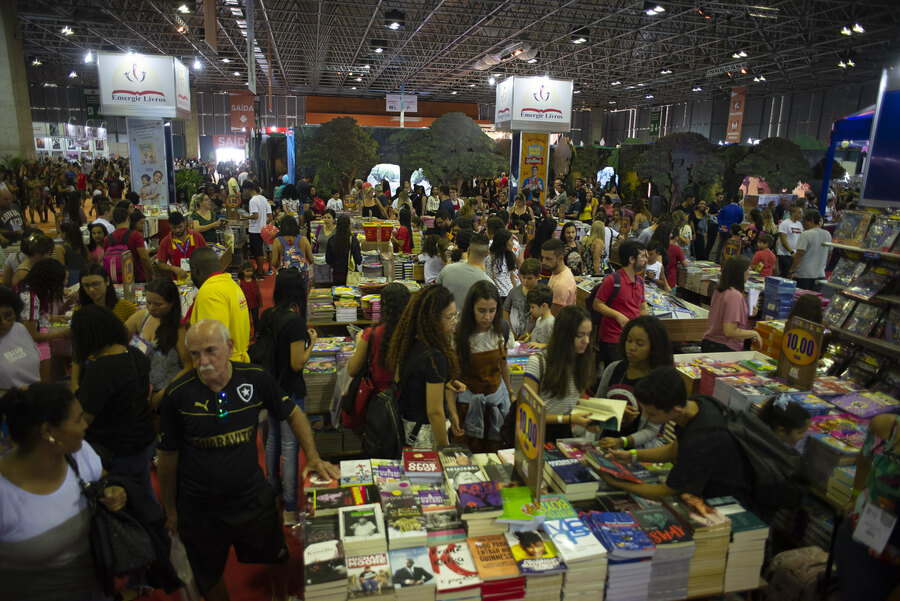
[17,258,71,382]
[7,232,55,288]
[387,285,465,447]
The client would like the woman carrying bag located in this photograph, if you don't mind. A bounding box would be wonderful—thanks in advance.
[325,215,362,286]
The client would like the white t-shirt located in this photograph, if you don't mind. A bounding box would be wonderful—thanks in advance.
[248,194,271,233]
[794,227,833,279]
[777,218,802,256]
[326,198,343,212]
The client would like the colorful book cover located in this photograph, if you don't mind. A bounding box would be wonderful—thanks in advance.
[498,487,544,524]
[339,504,386,544]
[556,438,589,461]
[829,256,869,287]
[346,552,392,597]
[370,459,405,485]
[341,460,374,486]
[388,546,434,588]
[313,485,380,516]
[831,391,899,419]
[403,449,442,478]
[862,216,900,252]
[504,531,567,575]
[444,465,488,490]
[672,495,731,530]
[411,484,453,512]
[304,518,347,586]
[386,513,427,545]
[833,210,874,246]
[379,481,420,515]
[542,517,607,562]
[587,512,656,555]
[845,270,892,301]
[458,480,503,517]
[843,302,884,336]
[467,535,521,580]
[538,495,578,521]
[428,543,483,591]
[631,507,693,545]
[542,441,566,461]
[546,457,603,487]
[585,450,642,483]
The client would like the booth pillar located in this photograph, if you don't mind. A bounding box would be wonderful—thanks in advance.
[0,4,33,157]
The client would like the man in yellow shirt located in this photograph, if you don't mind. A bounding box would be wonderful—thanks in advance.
[187,247,251,362]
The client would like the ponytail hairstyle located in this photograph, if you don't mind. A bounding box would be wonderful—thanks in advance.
[0,384,75,449]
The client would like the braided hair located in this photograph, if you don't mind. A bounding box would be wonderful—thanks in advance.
[387,284,459,379]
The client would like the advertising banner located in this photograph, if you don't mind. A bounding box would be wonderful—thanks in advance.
[285,128,295,185]
[649,107,661,138]
[230,90,256,131]
[127,118,170,206]
[385,94,417,112]
[495,76,573,133]
[726,86,747,144]
[862,68,900,207]
[97,53,189,119]
[517,132,550,206]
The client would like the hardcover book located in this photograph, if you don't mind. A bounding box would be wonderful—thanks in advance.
[341,460,374,486]
[845,270,892,301]
[346,552,392,597]
[843,302,884,336]
[830,391,899,418]
[862,216,900,252]
[828,256,869,287]
[504,531,567,575]
[458,480,503,519]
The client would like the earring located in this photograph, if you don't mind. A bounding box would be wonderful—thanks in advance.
[48,435,56,444]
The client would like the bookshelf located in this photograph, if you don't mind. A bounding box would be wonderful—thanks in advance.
[825,242,900,262]
[830,326,900,359]
[818,280,900,306]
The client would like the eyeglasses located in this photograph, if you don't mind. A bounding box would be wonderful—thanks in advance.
[442,313,458,323]
[81,281,105,290]
[216,392,229,422]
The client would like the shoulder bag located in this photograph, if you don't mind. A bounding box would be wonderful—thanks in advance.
[339,326,379,431]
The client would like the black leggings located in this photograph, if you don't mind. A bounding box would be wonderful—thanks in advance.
[700,338,736,353]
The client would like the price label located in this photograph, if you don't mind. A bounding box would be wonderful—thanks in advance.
[776,316,825,389]
[517,403,540,460]
[782,328,819,366]
[515,387,546,505]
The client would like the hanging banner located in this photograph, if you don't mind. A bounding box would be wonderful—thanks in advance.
[649,107,661,139]
[285,127,295,185]
[726,86,747,144]
[518,132,550,206]
[97,53,190,119]
[230,90,255,131]
[494,75,574,133]
[385,94,417,112]
[127,118,170,206]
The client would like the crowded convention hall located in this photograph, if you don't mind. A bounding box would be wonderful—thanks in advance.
[2,1,900,601]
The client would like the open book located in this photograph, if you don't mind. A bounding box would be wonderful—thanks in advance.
[574,397,628,430]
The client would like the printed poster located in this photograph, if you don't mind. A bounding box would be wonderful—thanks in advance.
[726,86,747,144]
[127,118,169,206]
[518,132,549,206]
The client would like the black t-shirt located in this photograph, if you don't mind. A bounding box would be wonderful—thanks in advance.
[78,347,155,457]
[0,203,24,238]
[604,361,644,437]
[667,398,747,501]
[158,362,295,510]
[274,310,309,398]
[398,341,447,424]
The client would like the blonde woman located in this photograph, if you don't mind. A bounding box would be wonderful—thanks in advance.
[457,197,476,219]
[581,219,610,276]
[672,210,693,257]
[361,186,386,219]
[762,208,778,236]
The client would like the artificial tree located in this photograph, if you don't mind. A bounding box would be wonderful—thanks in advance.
[735,137,811,194]
[297,117,379,196]
[637,132,722,209]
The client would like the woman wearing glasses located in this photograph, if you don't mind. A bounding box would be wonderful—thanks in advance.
[76,263,137,323]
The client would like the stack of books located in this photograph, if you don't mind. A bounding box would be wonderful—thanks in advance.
[309,289,336,323]
[632,505,695,601]
[826,465,856,507]
[762,276,797,320]
[440,448,490,504]
[667,496,731,598]
[347,551,394,599]
[304,518,349,601]
[404,449,444,485]
[362,294,381,322]
[335,299,359,322]
[584,511,655,601]
[381,482,428,549]
[497,487,545,532]
[415,484,467,546]
[697,363,753,396]
[505,530,566,601]
[543,456,602,502]
[430,543,483,601]
[389,546,437,601]
[706,498,768,593]
[303,357,338,413]
[340,503,388,556]
[458,480,506,537]
[372,459,405,485]
[467,535,527,601]
[543,516,608,601]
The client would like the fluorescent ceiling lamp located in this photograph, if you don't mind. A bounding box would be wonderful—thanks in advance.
[838,60,846,68]
[853,23,864,33]
[351,86,357,90]
[61,26,74,36]
[178,4,189,13]
[222,58,231,63]
[84,51,93,63]
[233,71,241,76]
[571,27,589,44]
[193,58,202,70]
[643,3,665,16]
[385,10,405,30]
[574,90,581,94]
[841,26,852,35]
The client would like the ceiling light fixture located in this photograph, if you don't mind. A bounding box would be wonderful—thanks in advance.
[68,70,77,78]
[84,50,93,63]
[637,83,645,86]
[841,26,852,35]
[31,58,41,66]
[571,27,589,44]
[853,23,864,33]
[838,60,847,68]
[222,58,231,63]
[371,39,388,54]
[355,77,362,81]
[692,86,702,91]
[732,50,747,58]
[61,26,74,36]
[753,75,767,82]
[611,80,621,86]
[741,67,747,74]
[43,82,56,87]
[468,83,475,87]
[178,4,189,13]
[363,64,371,69]
[351,86,357,90]
[488,76,496,85]
[645,94,655,99]
[574,90,581,94]
[847,58,856,67]
[608,100,617,104]
[643,2,665,16]
[193,58,202,70]
[385,9,405,30]
[451,91,457,95]
[233,71,241,76]
[527,58,537,64]
[660,69,672,74]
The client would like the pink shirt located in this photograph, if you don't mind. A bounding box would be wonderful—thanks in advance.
[548,266,576,308]
[703,288,749,351]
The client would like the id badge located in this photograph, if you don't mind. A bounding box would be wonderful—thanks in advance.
[180,258,191,272]
[853,503,898,555]
[130,334,151,355]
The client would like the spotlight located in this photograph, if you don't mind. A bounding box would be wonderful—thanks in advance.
[692,86,702,91]
[660,69,672,74]
[611,80,621,86]
[645,94,655,99]
[351,86,357,90]
[371,39,388,54]
[571,27,589,44]
[841,26,852,35]
[468,83,476,87]
[488,76,496,85]
[178,4,189,13]
[355,77,362,81]
[61,26,74,36]
[193,58,202,70]
[31,58,41,66]
[385,10,405,30]
[838,60,847,68]
[852,23,864,33]
[847,58,855,67]
[527,58,537,64]
[732,50,747,58]
[84,51,93,63]
[643,2,665,15]
[233,71,241,76]
[222,58,231,63]
[608,100,617,104]
[451,91,457,95]
[68,70,77,78]
[574,90,581,94]
[741,67,747,74]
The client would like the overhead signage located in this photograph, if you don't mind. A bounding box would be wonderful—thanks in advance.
[127,118,170,207]
[776,316,825,390]
[230,90,256,131]
[515,386,546,505]
[494,76,573,133]
[97,52,190,119]
[649,107,661,138]
[725,86,747,144]
[386,94,417,112]
[214,134,248,149]
[706,63,748,77]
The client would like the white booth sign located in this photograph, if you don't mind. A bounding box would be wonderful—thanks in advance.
[494,76,573,132]
[97,52,190,119]
[386,94,417,112]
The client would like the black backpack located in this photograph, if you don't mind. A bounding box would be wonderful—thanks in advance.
[248,308,301,379]
[586,271,621,328]
[361,348,436,459]
[699,395,808,510]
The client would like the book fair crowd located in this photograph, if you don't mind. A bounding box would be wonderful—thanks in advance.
[1,157,898,601]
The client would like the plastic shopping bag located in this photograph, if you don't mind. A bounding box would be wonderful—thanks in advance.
[170,534,201,601]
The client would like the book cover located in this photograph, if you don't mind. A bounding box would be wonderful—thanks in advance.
[831,391,899,418]
[304,472,339,490]
[542,517,607,562]
[585,449,642,484]
[339,504,386,543]
[587,511,656,555]
[673,494,731,530]
[444,465,488,490]
[346,552,392,597]
[631,507,693,545]
[386,513,427,545]
[555,438,590,461]
[403,449,442,478]
[411,484,453,512]
[862,216,900,252]
[833,210,874,246]
[313,485,380,516]
[341,460,374,486]
[458,480,503,518]
[829,256,869,287]
[504,531,567,575]
[498,487,544,524]
[388,547,434,588]
[574,397,628,430]
[843,302,884,336]
[304,518,348,586]
[597,492,644,513]
[467,535,521,580]
[538,495,578,521]
[379,481,421,516]
[438,446,476,469]
[424,508,465,535]
[370,459,405,485]
[845,270,892,301]
[546,457,603,488]
[542,441,566,461]
[428,543,483,591]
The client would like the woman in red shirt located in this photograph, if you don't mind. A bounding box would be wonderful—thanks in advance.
[309,186,326,216]
[346,283,412,393]
[391,208,413,254]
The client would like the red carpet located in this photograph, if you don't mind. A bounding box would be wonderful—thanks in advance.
[147,267,311,601]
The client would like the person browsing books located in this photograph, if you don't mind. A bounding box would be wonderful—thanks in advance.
[789,209,832,292]
[525,286,554,346]
[700,255,763,353]
[602,366,748,502]
[592,240,649,367]
[593,316,673,450]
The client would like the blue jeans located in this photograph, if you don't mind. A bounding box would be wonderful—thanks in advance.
[265,396,305,512]
[111,440,157,504]
[458,384,510,441]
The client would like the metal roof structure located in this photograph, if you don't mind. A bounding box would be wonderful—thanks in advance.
[17,0,900,108]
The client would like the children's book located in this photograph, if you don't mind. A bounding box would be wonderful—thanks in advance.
[341,460,374,486]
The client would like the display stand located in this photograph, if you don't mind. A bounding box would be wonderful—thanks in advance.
[514,386,546,505]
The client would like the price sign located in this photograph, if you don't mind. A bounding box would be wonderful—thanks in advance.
[776,316,825,389]
[515,386,546,504]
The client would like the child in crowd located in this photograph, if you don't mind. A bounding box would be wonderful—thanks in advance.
[326,190,343,212]
[504,258,540,340]
[644,241,671,293]
[526,285,555,346]
[758,396,812,446]
[238,259,262,334]
[419,233,449,284]
[751,233,778,277]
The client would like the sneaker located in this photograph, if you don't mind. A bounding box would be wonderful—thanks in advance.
[283,510,299,525]
[266,268,275,276]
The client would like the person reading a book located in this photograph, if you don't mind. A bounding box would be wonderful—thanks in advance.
[523,305,600,441]
[700,255,763,353]
[601,366,748,503]
[758,396,811,446]
[593,316,673,450]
